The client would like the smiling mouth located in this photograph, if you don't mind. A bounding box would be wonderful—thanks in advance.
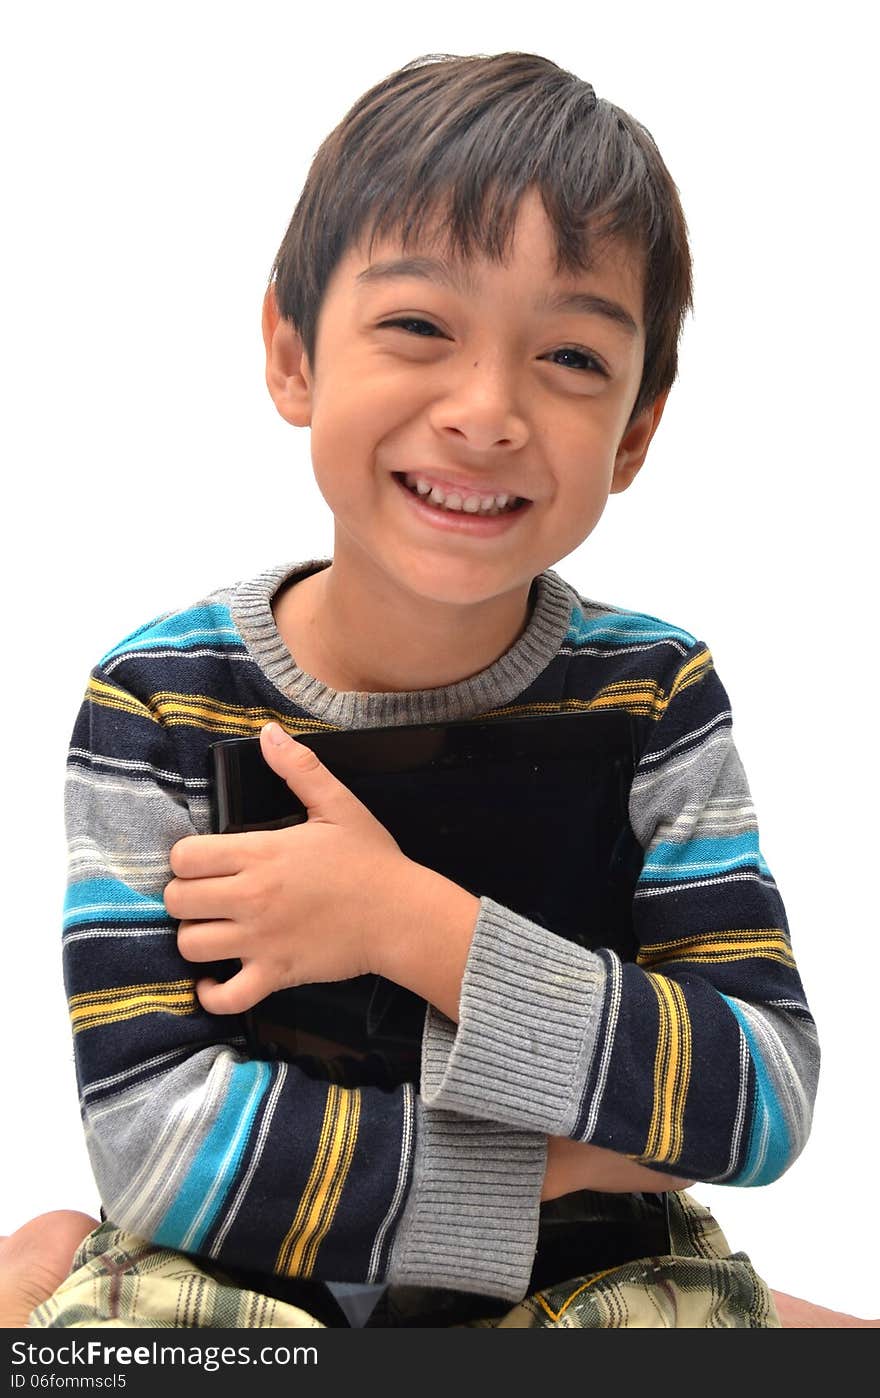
[394,473,528,517]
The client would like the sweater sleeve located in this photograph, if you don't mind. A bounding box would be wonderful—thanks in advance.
[420,643,820,1186]
[64,665,545,1300]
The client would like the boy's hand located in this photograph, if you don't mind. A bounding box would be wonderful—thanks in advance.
[165,722,431,1015]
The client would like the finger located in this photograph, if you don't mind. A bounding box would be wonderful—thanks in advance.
[196,962,270,1017]
[259,722,365,822]
[176,919,244,964]
[164,874,242,922]
[169,834,248,880]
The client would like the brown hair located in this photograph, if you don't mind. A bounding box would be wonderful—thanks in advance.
[270,52,692,419]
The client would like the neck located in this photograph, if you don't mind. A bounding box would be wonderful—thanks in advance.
[273,557,534,695]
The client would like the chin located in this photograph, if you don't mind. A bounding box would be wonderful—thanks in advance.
[399,567,535,612]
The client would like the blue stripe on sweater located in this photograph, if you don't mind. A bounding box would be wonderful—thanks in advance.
[721,996,791,1185]
[565,607,697,649]
[156,1058,272,1251]
[63,878,169,929]
[639,833,772,882]
[100,604,242,663]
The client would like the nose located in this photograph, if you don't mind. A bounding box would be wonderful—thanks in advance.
[428,355,529,453]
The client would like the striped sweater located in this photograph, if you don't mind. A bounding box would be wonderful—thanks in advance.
[64,559,819,1301]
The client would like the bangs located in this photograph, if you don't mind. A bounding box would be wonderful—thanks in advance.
[337,62,657,274]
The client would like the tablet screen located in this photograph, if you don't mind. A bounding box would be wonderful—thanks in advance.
[209,710,643,1084]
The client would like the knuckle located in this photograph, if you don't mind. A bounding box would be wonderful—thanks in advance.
[235,869,259,905]
[241,870,276,918]
[249,888,272,924]
[212,974,253,1017]
[169,837,193,876]
[176,924,195,959]
[216,986,241,1015]
[246,833,274,863]
[291,744,321,774]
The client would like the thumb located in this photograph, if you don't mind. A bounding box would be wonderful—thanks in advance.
[259,722,360,821]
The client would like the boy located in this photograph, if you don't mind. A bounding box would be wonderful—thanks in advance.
[37,52,819,1328]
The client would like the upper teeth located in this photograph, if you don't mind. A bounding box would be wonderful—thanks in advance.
[403,473,518,515]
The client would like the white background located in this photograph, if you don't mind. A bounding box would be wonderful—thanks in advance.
[2,1,877,1319]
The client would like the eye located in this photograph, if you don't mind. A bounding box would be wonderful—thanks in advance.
[379,317,446,338]
[543,346,608,376]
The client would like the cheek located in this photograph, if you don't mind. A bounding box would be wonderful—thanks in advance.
[554,456,618,539]
[309,451,359,516]
[542,400,616,458]
[312,367,418,441]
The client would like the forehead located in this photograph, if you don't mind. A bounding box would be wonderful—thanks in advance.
[345,190,646,328]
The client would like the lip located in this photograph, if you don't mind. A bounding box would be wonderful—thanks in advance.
[392,472,532,535]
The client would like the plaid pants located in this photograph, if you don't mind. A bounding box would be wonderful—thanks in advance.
[29,1190,778,1330]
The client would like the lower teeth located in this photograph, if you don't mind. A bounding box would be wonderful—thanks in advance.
[406,484,516,516]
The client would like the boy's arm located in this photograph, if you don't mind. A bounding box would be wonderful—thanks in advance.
[541,1137,692,1198]
[64,665,545,1302]
[388,643,820,1187]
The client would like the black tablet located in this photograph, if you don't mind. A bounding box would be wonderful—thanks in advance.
[209,709,643,1085]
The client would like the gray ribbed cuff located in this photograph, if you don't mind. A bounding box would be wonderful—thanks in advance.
[388,1096,546,1301]
[421,897,606,1137]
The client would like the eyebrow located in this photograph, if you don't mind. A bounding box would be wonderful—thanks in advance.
[356,257,477,297]
[536,291,639,337]
[356,257,639,337]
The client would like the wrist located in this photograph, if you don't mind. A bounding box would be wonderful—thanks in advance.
[373,858,480,1022]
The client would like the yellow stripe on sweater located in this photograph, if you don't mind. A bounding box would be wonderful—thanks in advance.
[85,677,158,723]
[474,686,666,721]
[299,1091,360,1277]
[479,652,715,726]
[643,974,692,1165]
[69,979,197,1033]
[668,648,713,702]
[275,1084,360,1278]
[638,928,795,971]
[87,681,340,738]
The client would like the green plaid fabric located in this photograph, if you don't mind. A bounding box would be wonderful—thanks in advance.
[28,1192,778,1329]
[27,1225,325,1330]
[474,1191,779,1328]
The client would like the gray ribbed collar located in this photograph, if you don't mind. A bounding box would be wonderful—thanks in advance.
[230,559,576,729]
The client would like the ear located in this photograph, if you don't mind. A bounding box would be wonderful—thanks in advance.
[610,390,669,495]
[262,284,314,427]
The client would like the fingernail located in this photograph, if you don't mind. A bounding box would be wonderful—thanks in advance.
[263,722,290,746]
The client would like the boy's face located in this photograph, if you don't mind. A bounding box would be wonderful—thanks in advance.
[266,188,664,614]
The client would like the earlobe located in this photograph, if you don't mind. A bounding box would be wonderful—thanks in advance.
[610,391,669,495]
[262,285,313,427]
